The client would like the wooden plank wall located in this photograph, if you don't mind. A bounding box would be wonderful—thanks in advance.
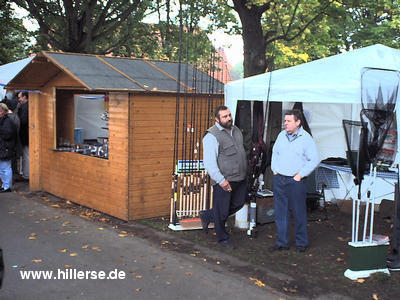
[36,72,129,220]
[128,93,223,220]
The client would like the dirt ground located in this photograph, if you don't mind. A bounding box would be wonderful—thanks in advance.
[143,201,400,300]
[14,181,400,300]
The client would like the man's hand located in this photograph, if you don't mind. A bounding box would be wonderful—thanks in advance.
[293,173,302,182]
[220,180,232,192]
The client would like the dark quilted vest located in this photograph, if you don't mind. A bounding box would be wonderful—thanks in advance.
[207,125,247,185]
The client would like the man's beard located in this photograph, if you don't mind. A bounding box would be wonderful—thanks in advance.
[219,119,233,129]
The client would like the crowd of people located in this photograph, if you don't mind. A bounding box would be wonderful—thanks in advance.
[0,90,29,193]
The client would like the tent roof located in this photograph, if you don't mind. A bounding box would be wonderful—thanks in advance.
[0,56,34,95]
[6,51,224,94]
[225,44,400,116]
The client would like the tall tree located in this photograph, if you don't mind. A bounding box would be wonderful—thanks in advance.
[0,0,31,64]
[231,0,337,77]
[12,0,149,54]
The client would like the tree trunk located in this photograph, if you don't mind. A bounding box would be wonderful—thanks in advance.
[233,0,270,77]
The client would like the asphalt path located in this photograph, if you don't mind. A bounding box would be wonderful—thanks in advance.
[0,188,284,300]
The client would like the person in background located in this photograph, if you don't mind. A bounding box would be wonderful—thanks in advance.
[0,103,17,192]
[270,109,319,253]
[6,106,21,181]
[17,91,29,180]
[199,106,248,249]
[1,90,19,112]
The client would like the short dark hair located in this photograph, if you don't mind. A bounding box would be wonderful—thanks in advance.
[285,109,302,125]
[215,105,229,118]
[19,91,29,99]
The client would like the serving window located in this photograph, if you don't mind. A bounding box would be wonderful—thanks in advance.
[55,90,109,159]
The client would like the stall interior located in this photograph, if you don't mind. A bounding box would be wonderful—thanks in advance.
[55,90,109,159]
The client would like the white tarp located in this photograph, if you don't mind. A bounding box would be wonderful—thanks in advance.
[225,44,400,160]
[0,57,34,99]
[225,44,400,118]
[225,44,400,202]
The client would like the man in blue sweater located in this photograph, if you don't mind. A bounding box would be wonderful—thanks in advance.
[270,109,319,253]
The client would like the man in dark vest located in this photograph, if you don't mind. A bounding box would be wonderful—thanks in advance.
[200,106,248,249]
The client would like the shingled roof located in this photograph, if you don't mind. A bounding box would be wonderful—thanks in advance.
[7,51,224,94]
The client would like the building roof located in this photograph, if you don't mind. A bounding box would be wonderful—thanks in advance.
[7,51,224,94]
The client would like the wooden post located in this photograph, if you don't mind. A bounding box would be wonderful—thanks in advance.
[29,92,41,191]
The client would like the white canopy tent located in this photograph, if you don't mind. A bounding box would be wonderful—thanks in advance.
[225,44,400,161]
[0,56,34,99]
[225,44,400,202]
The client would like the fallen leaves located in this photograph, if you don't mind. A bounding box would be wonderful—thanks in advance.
[356,278,365,283]
[8,211,15,215]
[249,277,266,287]
[60,231,72,235]
[69,253,78,257]
[336,258,343,262]
[372,293,379,300]
[32,259,42,263]
[59,249,67,253]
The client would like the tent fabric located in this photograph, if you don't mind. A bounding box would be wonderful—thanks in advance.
[225,44,400,162]
[225,44,400,119]
[0,56,34,99]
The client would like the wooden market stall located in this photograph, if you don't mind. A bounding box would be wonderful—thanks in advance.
[7,51,224,220]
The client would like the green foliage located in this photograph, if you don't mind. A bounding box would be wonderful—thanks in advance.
[340,0,400,49]
[12,0,151,54]
[0,0,31,64]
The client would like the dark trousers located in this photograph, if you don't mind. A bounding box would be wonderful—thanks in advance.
[273,174,308,247]
[202,179,247,242]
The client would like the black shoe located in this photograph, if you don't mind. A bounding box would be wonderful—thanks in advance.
[218,240,236,249]
[296,246,307,253]
[388,259,400,271]
[268,245,289,252]
[199,211,210,234]
[0,188,12,193]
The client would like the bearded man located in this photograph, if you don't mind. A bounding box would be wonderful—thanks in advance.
[199,106,248,249]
